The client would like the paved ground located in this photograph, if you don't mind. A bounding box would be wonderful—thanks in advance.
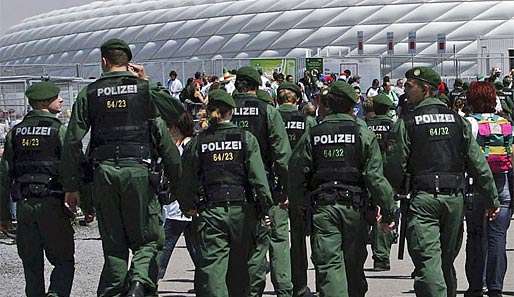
[1,219,513,297]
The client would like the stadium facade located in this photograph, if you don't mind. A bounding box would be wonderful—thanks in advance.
[0,0,514,77]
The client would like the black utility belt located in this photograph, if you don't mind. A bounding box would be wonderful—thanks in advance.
[311,182,366,207]
[412,174,464,195]
[91,144,151,162]
[20,184,63,199]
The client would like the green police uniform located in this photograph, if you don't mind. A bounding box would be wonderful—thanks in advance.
[289,81,396,297]
[178,89,273,297]
[365,94,396,271]
[61,40,181,297]
[232,67,293,297]
[277,90,316,297]
[495,82,514,122]
[385,67,499,297]
[0,82,75,297]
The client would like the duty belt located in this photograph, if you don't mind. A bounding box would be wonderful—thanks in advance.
[91,143,151,162]
[202,184,248,206]
[412,174,464,195]
[310,181,366,208]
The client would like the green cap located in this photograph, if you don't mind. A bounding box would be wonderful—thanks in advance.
[153,93,185,126]
[277,82,302,99]
[209,89,236,108]
[372,93,394,107]
[236,66,262,85]
[321,80,358,103]
[256,89,273,104]
[405,67,441,88]
[495,81,504,90]
[101,38,132,61]
[25,81,60,101]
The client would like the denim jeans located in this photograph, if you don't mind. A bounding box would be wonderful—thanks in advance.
[465,172,512,293]
[157,219,198,280]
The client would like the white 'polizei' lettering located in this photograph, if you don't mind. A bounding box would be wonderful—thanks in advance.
[286,121,305,130]
[15,126,51,136]
[369,125,389,132]
[201,141,243,153]
[414,114,455,125]
[97,85,138,97]
[313,134,355,145]
[233,107,259,116]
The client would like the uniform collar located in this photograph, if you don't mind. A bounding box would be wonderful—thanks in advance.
[415,97,446,109]
[322,113,355,122]
[234,92,257,99]
[101,70,137,78]
[372,114,393,121]
[25,109,60,121]
[278,104,298,112]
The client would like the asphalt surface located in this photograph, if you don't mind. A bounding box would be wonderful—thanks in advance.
[1,219,513,297]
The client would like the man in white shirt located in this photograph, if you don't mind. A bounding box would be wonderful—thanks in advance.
[167,70,183,99]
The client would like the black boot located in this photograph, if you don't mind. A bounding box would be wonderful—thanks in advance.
[126,281,145,297]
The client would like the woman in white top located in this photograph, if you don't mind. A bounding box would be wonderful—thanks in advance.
[157,112,198,281]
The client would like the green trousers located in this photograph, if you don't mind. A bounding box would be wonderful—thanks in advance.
[289,206,309,297]
[194,204,257,297]
[16,197,75,297]
[248,205,293,297]
[371,222,394,267]
[93,163,164,297]
[407,192,464,297]
[310,203,369,297]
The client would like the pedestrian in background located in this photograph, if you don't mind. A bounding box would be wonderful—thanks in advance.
[464,81,512,297]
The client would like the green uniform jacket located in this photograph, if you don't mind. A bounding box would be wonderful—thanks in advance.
[61,71,181,193]
[178,122,273,212]
[288,113,396,214]
[0,110,67,223]
[384,97,500,209]
[234,92,292,192]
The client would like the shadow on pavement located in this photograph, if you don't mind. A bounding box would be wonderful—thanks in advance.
[161,279,194,283]
[365,274,412,280]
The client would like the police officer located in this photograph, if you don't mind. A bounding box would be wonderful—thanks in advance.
[231,66,293,297]
[178,89,273,297]
[289,81,396,297]
[61,39,181,297]
[385,67,500,297]
[276,82,316,297]
[365,93,397,272]
[0,81,74,297]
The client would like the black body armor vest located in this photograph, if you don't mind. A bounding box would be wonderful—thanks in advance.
[365,117,394,153]
[309,120,363,189]
[232,94,270,169]
[87,76,153,161]
[405,104,465,191]
[12,116,62,191]
[279,109,307,148]
[198,126,248,202]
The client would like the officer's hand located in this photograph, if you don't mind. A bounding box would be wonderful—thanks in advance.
[279,199,289,209]
[84,212,95,224]
[375,206,382,222]
[185,209,198,218]
[380,221,396,233]
[128,63,148,80]
[261,215,272,228]
[486,207,500,221]
[65,191,80,213]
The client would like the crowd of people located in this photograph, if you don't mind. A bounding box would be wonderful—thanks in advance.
[0,37,512,297]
